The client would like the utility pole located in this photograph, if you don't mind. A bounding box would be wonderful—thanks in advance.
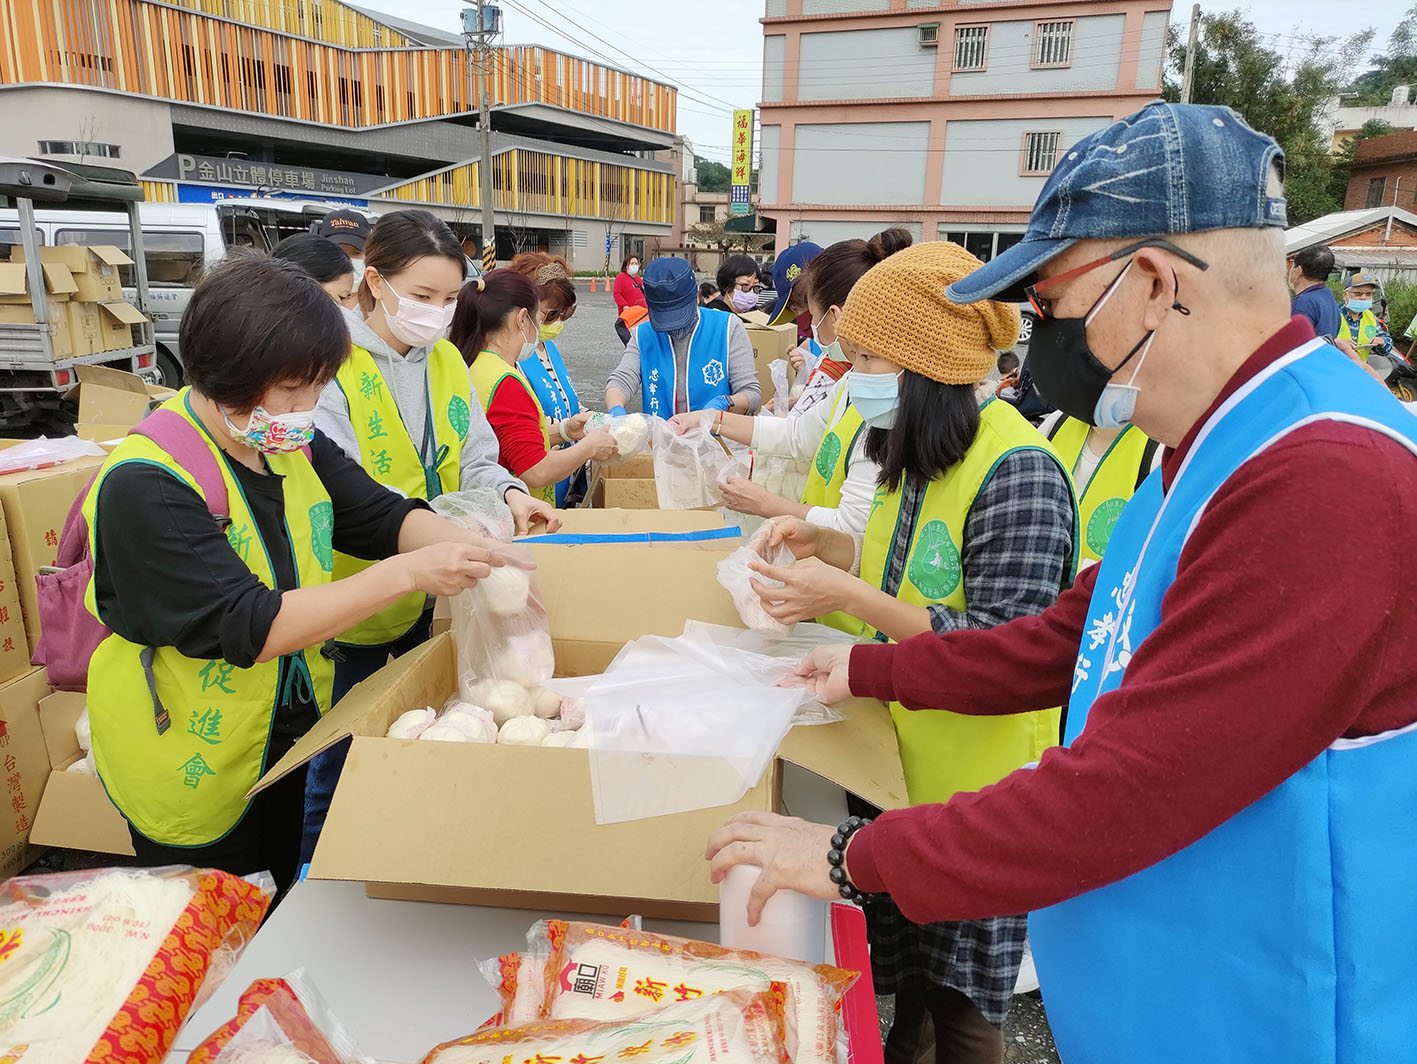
[462,2,502,273]
[1180,4,1201,104]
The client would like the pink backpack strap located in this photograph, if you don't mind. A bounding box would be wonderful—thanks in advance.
[131,408,230,517]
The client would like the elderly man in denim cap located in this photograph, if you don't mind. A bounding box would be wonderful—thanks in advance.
[708,102,1417,1064]
[604,257,761,419]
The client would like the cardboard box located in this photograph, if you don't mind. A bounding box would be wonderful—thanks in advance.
[257,542,906,919]
[65,301,102,357]
[14,245,131,303]
[590,453,659,510]
[0,507,32,686]
[0,299,77,359]
[96,299,147,352]
[0,261,77,305]
[548,508,734,536]
[74,365,160,431]
[743,320,799,405]
[0,451,108,655]
[0,668,55,879]
[30,691,134,856]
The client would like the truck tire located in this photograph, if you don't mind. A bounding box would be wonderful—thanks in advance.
[157,346,185,389]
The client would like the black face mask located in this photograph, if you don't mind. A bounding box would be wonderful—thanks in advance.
[1027,264,1186,426]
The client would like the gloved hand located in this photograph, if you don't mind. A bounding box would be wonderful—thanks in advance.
[609,404,628,417]
[704,395,733,412]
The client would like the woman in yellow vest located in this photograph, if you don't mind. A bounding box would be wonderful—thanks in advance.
[746,242,1077,1062]
[1039,410,1161,566]
[450,269,617,499]
[307,210,558,862]
[666,230,912,536]
[85,255,508,891]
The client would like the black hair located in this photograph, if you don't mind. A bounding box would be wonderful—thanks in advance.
[1292,245,1334,284]
[996,350,1020,375]
[699,281,717,302]
[449,269,540,366]
[863,370,980,493]
[717,253,760,295]
[358,208,466,313]
[182,252,349,411]
[801,228,912,313]
[272,233,354,284]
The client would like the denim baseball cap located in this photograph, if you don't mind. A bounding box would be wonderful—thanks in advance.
[947,102,1287,304]
[643,257,698,333]
[767,242,822,325]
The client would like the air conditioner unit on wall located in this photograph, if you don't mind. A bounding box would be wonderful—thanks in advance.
[919,24,940,47]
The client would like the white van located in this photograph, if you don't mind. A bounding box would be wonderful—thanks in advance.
[0,198,374,386]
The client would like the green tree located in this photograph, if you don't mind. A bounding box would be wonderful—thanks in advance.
[1164,11,1374,224]
[694,157,731,192]
[1352,6,1417,104]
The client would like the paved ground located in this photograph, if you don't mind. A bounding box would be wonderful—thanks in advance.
[873,992,1060,1063]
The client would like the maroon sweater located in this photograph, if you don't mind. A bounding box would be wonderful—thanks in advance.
[845,318,1417,924]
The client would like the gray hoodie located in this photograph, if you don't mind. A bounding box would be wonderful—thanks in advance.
[317,308,524,500]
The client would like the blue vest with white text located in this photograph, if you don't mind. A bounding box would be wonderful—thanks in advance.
[1028,339,1417,1064]
[518,339,582,505]
[636,309,732,418]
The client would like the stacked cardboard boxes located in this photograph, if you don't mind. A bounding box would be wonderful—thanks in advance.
[0,259,79,358]
[13,246,147,357]
[0,668,58,878]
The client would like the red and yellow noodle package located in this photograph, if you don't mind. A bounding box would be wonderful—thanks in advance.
[424,987,790,1064]
[536,921,858,1064]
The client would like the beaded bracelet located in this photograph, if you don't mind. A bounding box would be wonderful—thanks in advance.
[827,815,875,905]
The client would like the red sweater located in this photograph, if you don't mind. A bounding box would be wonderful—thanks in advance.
[845,317,1417,923]
[614,272,647,313]
[482,370,548,479]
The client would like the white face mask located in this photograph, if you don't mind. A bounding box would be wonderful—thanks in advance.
[350,258,365,282]
[380,277,455,347]
[628,262,640,276]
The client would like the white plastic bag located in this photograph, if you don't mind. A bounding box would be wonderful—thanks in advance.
[717,527,794,634]
[432,488,514,541]
[584,411,652,464]
[0,435,104,475]
[651,417,751,509]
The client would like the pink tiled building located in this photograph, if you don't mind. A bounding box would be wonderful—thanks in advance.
[757,0,1173,261]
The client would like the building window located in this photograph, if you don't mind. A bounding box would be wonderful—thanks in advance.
[699,205,717,223]
[37,140,120,159]
[1021,132,1062,176]
[1033,20,1074,68]
[953,26,989,72]
[1367,177,1387,208]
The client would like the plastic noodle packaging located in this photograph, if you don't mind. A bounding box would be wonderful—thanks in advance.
[188,970,367,1064]
[0,865,272,1062]
[477,952,550,1030]
[717,527,796,633]
[536,920,858,1064]
[423,987,791,1064]
[586,411,652,464]
[769,358,792,417]
[650,417,751,510]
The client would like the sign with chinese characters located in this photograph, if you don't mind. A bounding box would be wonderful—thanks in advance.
[146,153,388,198]
[730,109,753,217]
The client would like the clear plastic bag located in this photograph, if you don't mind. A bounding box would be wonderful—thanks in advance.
[717,526,795,634]
[585,411,652,464]
[0,435,104,475]
[432,487,514,542]
[651,417,751,509]
[191,969,368,1064]
[0,865,273,1063]
[769,358,791,417]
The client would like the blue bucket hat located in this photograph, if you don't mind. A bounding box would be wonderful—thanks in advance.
[643,257,699,333]
[766,242,822,325]
[947,102,1287,304]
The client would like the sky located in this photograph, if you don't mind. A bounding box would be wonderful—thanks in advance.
[364,0,1415,163]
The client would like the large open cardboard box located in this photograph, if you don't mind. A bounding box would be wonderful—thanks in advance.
[0,505,31,685]
[546,507,735,538]
[0,668,55,879]
[256,542,906,920]
[589,453,658,509]
[30,691,134,855]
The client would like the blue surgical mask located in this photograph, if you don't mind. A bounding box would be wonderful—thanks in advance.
[847,369,903,429]
[1347,298,1373,313]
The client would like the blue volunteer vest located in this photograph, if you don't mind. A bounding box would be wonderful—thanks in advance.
[1030,339,1417,1064]
[518,339,582,506]
[636,309,732,418]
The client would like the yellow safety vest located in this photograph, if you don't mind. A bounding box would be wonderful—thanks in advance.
[84,391,336,847]
[468,351,556,506]
[859,400,1077,806]
[1338,309,1380,361]
[332,342,469,645]
[1048,418,1153,564]
[801,384,867,634]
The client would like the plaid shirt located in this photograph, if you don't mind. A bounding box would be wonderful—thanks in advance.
[866,447,1074,1026]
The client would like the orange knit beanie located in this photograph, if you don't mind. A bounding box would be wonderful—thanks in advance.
[838,241,1021,385]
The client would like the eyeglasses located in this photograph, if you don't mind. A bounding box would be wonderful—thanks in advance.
[1025,239,1209,320]
[734,281,764,294]
[542,305,577,324]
